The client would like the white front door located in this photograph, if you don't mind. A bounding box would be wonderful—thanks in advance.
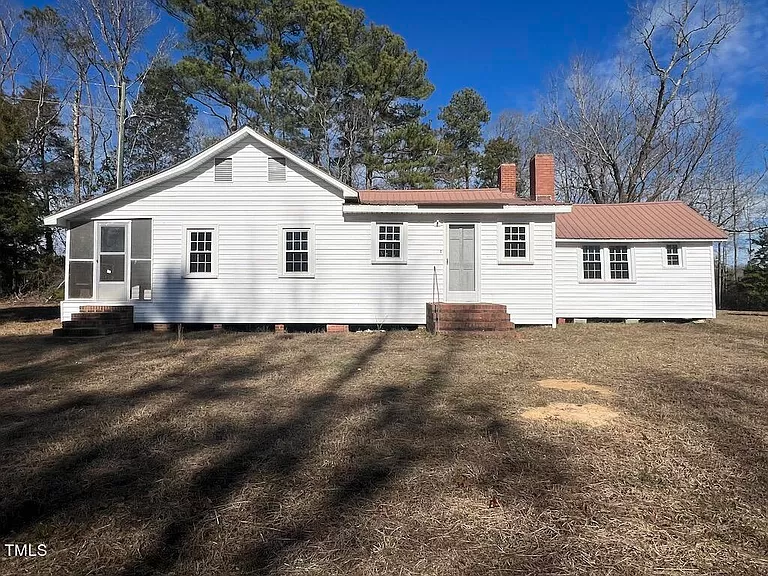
[447,224,478,302]
[96,222,128,300]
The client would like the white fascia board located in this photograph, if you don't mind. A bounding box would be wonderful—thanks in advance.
[343,204,573,215]
[45,126,357,227]
[556,238,722,243]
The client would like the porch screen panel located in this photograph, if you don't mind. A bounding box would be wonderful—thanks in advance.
[68,222,94,298]
[130,219,152,300]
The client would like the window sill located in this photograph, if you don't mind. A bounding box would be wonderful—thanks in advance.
[278,273,315,279]
[372,259,407,265]
[498,259,534,265]
[183,274,218,279]
[578,279,636,285]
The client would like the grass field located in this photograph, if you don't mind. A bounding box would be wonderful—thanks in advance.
[0,309,766,575]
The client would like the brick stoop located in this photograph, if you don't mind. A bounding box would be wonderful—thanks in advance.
[426,303,515,334]
[53,305,134,337]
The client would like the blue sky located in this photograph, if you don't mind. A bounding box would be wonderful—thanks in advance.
[347,0,767,162]
[17,0,768,163]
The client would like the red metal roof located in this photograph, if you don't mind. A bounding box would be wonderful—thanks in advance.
[357,188,560,206]
[556,201,727,240]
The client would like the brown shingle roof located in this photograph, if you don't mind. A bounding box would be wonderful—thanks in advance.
[556,201,727,240]
[357,188,560,206]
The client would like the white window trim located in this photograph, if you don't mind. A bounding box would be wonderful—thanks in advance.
[183,225,219,278]
[371,222,408,264]
[278,225,315,278]
[497,222,533,264]
[662,243,686,269]
[578,245,636,284]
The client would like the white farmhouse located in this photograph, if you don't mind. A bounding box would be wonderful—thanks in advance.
[44,127,726,335]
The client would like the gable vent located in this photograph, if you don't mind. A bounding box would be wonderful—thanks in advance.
[214,157,232,182]
[268,157,286,182]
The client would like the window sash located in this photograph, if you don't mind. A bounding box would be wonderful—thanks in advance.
[185,228,216,277]
[666,244,681,266]
[504,225,527,259]
[377,225,402,259]
[582,246,602,279]
[608,246,630,280]
[285,229,310,273]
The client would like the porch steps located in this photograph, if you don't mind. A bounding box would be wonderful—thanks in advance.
[426,303,515,333]
[53,305,134,337]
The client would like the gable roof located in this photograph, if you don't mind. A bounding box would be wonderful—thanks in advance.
[357,188,562,206]
[555,201,727,240]
[44,126,358,226]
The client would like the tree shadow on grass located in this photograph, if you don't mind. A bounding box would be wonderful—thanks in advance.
[0,331,578,575]
[0,304,60,324]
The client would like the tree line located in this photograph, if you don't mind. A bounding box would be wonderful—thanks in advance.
[0,0,766,305]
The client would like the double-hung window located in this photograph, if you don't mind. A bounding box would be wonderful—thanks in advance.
[581,245,633,282]
[608,246,630,280]
[184,227,218,278]
[280,226,315,277]
[498,223,532,263]
[665,244,682,267]
[372,223,407,263]
[582,246,602,280]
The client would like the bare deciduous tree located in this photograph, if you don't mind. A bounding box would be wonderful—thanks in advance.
[0,5,24,94]
[541,0,743,204]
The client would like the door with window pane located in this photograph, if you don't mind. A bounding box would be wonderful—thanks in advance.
[96,222,127,300]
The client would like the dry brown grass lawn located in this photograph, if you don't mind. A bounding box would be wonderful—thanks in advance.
[0,310,766,575]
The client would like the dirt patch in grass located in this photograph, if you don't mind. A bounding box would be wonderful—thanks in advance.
[0,310,767,575]
[521,402,619,427]
[537,378,615,395]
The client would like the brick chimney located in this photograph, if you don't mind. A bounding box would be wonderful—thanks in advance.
[530,154,555,201]
[498,163,517,195]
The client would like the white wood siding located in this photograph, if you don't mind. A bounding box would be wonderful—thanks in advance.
[554,242,716,319]
[59,135,559,325]
[479,219,555,325]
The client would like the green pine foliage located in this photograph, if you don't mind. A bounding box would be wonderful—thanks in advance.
[478,137,520,188]
[437,88,490,188]
[738,231,768,310]
[124,61,198,183]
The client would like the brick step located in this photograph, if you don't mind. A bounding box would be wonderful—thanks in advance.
[434,312,511,322]
[63,320,133,330]
[71,312,131,322]
[53,326,126,338]
[431,303,506,312]
[435,320,515,331]
[80,305,134,314]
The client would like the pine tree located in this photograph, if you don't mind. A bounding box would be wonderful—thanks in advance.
[342,23,434,188]
[159,0,268,133]
[124,62,198,182]
[0,95,45,294]
[438,88,490,188]
[478,137,519,188]
[739,231,768,310]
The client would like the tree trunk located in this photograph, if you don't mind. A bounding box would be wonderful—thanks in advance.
[72,81,82,204]
[464,160,470,189]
